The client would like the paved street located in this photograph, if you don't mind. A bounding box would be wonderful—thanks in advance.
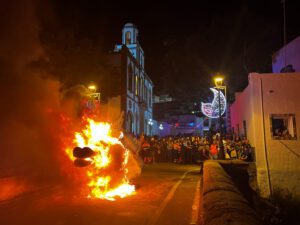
[0,163,202,225]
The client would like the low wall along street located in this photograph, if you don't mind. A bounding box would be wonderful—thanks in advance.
[202,160,262,225]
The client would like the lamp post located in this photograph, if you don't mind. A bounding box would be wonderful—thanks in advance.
[87,82,100,102]
[214,76,226,159]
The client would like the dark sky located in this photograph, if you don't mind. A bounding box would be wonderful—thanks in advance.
[46,0,300,102]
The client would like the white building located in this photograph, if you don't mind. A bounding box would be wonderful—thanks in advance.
[230,72,300,198]
[112,23,154,136]
[154,94,174,103]
[272,36,300,73]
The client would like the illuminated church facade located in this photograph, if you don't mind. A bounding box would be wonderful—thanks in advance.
[113,23,154,136]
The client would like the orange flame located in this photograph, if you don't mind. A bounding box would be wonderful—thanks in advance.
[65,117,135,201]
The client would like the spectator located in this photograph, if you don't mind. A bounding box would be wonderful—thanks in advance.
[210,141,218,160]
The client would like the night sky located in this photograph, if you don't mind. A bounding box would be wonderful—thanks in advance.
[41,0,300,102]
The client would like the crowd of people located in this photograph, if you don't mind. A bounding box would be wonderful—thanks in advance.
[138,134,253,164]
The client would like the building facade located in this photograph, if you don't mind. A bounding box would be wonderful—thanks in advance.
[272,36,300,73]
[113,23,154,136]
[230,72,300,198]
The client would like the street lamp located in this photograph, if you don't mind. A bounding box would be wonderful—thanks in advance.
[88,83,97,93]
[214,75,226,159]
[214,77,224,87]
[88,85,96,92]
[87,82,100,102]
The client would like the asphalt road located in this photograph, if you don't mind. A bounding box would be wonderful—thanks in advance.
[0,163,202,225]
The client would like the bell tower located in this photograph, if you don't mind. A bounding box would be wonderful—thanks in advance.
[115,23,144,68]
[122,23,138,45]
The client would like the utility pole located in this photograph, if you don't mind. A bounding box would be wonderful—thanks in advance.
[218,87,224,159]
[214,76,226,160]
[282,0,287,67]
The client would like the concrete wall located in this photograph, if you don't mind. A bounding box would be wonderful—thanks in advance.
[230,72,300,198]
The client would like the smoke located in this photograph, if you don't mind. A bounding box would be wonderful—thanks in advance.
[0,0,73,184]
[0,1,142,198]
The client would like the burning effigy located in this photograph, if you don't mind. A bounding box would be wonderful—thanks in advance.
[65,117,136,200]
[63,87,140,201]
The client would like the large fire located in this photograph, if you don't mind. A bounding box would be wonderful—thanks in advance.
[65,116,136,201]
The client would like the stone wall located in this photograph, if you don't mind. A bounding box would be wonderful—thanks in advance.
[202,160,262,225]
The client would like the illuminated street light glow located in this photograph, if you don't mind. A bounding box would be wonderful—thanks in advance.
[88,85,97,92]
[214,76,224,87]
[201,88,226,118]
[159,124,163,130]
[214,77,223,82]
[148,118,153,126]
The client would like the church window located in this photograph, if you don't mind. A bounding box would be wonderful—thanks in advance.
[126,31,131,45]
[148,89,151,106]
[135,75,139,96]
[139,77,143,98]
[128,66,133,92]
[140,78,144,99]
[149,88,152,106]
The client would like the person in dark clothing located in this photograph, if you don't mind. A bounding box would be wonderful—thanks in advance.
[199,146,210,173]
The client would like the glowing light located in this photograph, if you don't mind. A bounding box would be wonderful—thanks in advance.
[88,85,97,93]
[214,77,223,83]
[148,118,153,126]
[159,124,163,130]
[201,88,226,118]
[214,76,224,87]
[188,122,194,127]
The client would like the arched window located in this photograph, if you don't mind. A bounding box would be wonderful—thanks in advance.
[149,88,152,106]
[139,77,143,98]
[128,65,133,92]
[135,74,139,96]
[140,78,144,99]
[126,31,131,45]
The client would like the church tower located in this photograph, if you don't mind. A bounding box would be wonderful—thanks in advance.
[122,23,138,45]
[115,23,144,68]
